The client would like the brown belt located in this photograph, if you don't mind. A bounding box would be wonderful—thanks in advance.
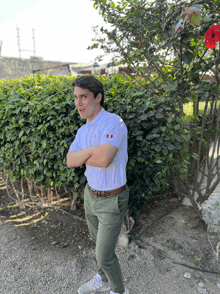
[88,184,126,197]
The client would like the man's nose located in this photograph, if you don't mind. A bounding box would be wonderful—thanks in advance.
[75,98,82,106]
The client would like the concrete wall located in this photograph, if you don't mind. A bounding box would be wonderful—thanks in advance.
[0,56,76,79]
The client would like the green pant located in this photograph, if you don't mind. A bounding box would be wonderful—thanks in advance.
[84,183,129,294]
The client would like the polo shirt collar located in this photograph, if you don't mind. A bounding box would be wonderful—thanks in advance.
[86,107,105,127]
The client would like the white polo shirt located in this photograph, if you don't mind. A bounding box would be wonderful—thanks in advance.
[69,108,128,191]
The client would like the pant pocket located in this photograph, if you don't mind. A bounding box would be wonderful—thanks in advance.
[117,189,129,214]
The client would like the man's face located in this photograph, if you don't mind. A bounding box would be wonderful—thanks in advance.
[74,86,102,123]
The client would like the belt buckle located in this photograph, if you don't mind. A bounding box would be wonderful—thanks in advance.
[97,191,105,197]
[90,186,105,197]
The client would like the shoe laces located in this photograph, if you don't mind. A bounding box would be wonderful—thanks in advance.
[88,274,102,286]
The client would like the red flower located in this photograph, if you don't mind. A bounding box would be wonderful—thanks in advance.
[204,24,220,49]
[178,29,182,32]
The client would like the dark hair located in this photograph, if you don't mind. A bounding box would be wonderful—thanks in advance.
[71,75,105,107]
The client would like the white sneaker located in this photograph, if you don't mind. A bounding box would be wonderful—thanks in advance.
[110,288,129,294]
[78,274,110,294]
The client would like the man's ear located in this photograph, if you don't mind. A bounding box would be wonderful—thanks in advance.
[97,93,102,104]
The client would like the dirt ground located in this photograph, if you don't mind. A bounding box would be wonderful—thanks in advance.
[1,176,220,293]
[0,177,183,256]
[0,177,95,255]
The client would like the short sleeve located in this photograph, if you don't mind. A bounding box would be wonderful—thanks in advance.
[69,129,81,152]
[100,116,127,149]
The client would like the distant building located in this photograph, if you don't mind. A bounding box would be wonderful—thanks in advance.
[0,55,137,80]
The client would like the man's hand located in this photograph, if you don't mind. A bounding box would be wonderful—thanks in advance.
[85,145,104,167]
[66,146,96,168]
[85,146,102,165]
[85,145,118,168]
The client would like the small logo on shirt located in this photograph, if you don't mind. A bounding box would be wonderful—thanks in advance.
[106,134,113,138]
[94,135,96,138]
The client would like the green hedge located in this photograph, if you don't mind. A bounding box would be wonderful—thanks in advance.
[0,74,190,210]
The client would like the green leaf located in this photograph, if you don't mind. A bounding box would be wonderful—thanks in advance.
[19,118,25,125]
[182,51,195,64]
[192,153,199,161]
[190,38,197,47]
[194,255,201,261]
[140,114,148,120]
[36,175,44,183]
[167,143,176,151]
[190,14,200,27]
[203,14,213,23]
[129,113,136,118]
[147,102,154,108]
[73,192,78,200]
[21,136,26,142]
[59,243,68,248]
[154,145,161,152]
[19,130,24,138]
[155,113,164,119]
[174,142,181,150]
[42,140,47,148]
[162,149,168,155]
[110,1,115,8]
[148,111,154,117]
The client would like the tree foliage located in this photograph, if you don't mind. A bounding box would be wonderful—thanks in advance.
[89,0,220,113]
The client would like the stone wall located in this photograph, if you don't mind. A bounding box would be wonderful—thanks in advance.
[0,56,76,79]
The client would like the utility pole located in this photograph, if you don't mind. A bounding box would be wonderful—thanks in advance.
[16,25,21,58]
[16,25,36,58]
[32,27,36,56]
[0,41,2,57]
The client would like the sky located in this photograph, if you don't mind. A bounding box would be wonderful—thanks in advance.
[0,0,113,65]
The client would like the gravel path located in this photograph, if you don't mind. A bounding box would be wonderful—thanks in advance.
[1,208,220,294]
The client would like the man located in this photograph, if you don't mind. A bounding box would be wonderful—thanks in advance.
[66,75,129,294]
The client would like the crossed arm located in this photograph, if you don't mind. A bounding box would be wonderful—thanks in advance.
[66,144,118,169]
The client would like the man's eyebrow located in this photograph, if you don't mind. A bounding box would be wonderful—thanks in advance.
[74,93,88,97]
